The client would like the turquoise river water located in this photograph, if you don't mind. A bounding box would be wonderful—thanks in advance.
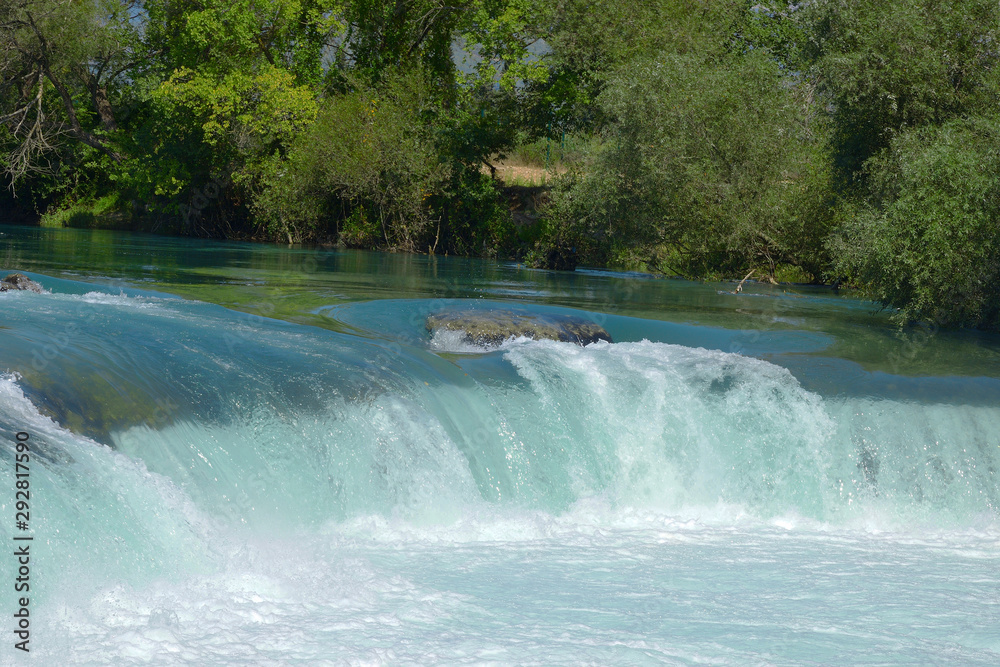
[0,226,998,664]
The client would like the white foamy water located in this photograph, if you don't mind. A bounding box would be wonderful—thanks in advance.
[30,511,1000,665]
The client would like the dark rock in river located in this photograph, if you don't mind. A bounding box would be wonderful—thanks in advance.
[427,309,613,347]
[528,240,578,271]
[0,273,43,293]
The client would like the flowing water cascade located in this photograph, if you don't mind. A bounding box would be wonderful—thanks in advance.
[1,238,998,663]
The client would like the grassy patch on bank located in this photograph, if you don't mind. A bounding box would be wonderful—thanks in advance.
[486,134,597,187]
[40,193,129,229]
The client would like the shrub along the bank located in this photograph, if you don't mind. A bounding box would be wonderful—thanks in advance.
[253,72,516,255]
[541,47,833,281]
[829,117,1000,329]
[254,74,448,247]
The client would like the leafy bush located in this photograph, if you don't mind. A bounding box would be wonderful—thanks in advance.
[544,48,833,279]
[435,167,513,257]
[255,72,449,246]
[829,117,1000,329]
[805,0,1000,184]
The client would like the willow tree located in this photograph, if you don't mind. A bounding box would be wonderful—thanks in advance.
[829,117,1000,329]
[805,0,1000,186]
[807,0,1000,328]
[541,0,832,279]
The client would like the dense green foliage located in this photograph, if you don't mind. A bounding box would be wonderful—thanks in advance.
[806,0,1000,184]
[3,0,1000,328]
[547,47,831,278]
[254,72,447,246]
[805,0,1000,328]
[830,117,1000,329]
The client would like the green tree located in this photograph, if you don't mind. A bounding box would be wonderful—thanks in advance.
[542,2,832,279]
[144,0,343,83]
[807,0,1000,328]
[254,72,448,246]
[0,0,141,183]
[805,0,1000,185]
[830,116,1000,329]
[251,0,566,248]
[339,0,468,87]
[121,0,341,232]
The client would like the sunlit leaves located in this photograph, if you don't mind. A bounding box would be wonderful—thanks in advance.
[146,0,345,83]
[254,72,448,245]
[155,66,318,148]
[460,0,547,92]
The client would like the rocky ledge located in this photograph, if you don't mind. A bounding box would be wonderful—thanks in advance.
[427,308,612,347]
[0,273,43,293]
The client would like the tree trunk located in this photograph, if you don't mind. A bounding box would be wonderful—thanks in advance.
[79,69,118,132]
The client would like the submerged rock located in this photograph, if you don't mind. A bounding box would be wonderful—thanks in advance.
[16,367,183,445]
[0,273,43,293]
[427,308,612,347]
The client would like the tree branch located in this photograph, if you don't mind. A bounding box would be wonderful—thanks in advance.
[26,12,121,162]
